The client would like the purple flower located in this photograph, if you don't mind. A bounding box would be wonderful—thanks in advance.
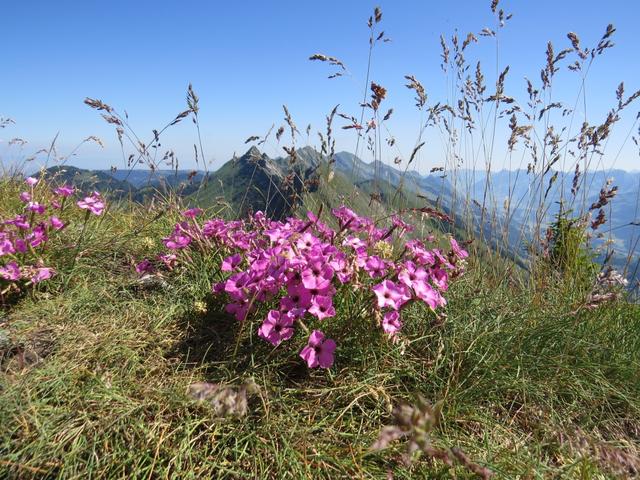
[296,232,319,251]
[450,237,469,260]
[135,259,154,274]
[281,286,312,310]
[27,224,48,248]
[0,261,20,281]
[398,261,428,289]
[372,280,411,310]
[258,310,295,346]
[182,208,203,219]
[225,300,250,321]
[77,192,105,215]
[158,253,178,269]
[382,311,402,335]
[30,267,54,284]
[364,255,388,278]
[0,237,15,256]
[163,227,192,250]
[221,254,242,272]
[19,192,32,203]
[25,177,38,186]
[300,330,336,368]
[413,281,440,309]
[308,295,335,320]
[50,216,65,231]
[54,185,75,197]
[301,260,333,290]
[26,202,45,214]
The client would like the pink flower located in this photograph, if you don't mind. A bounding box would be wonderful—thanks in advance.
[159,253,178,269]
[0,261,20,281]
[19,192,32,203]
[398,261,428,289]
[301,260,333,290]
[30,267,54,284]
[382,311,402,335]
[225,300,250,321]
[300,330,336,368]
[308,295,335,320]
[26,202,45,214]
[77,192,105,215]
[135,259,154,274]
[163,228,192,249]
[372,280,411,310]
[450,237,469,260]
[221,254,242,272]
[281,286,312,310]
[430,268,449,291]
[296,232,319,251]
[0,237,15,256]
[25,177,38,186]
[364,255,388,278]
[258,310,295,346]
[413,281,440,309]
[50,216,65,230]
[27,225,48,247]
[392,215,414,235]
[54,185,75,197]
[182,208,203,219]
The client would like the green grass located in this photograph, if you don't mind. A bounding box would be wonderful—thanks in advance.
[1,188,639,479]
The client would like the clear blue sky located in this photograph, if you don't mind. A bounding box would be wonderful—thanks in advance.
[2,0,639,172]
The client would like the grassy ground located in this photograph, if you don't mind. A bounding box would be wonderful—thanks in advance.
[1,194,639,479]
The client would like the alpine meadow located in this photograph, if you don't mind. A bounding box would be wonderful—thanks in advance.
[1,1,640,478]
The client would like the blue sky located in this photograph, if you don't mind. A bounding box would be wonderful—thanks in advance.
[2,0,639,172]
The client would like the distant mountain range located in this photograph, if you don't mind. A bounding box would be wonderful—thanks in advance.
[40,146,640,285]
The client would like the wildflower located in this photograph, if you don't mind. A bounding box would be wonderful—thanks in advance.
[300,330,336,368]
[413,281,440,309]
[50,216,65,230]
[26,202,45,214]
[0,261,20,281]
[430,268,449,291]
[0,237,15,256]
[450,237,469,259]
[158,253,178,269]
[163,229,191,250]
[301,260,334,290]
[225,300,250,321]
[77,192,105,215]
[364,255,388,278]
[392,215,415,235]
[382,311,402,335]
[30,267,54,284]
[182,207,203,219]
[19,192,31,203]
[373,280,411,310]
[281,286,312,310]
[25,177,38,186]
[224,272,251,301]
[398,261,428,289]
[7,215,30,230]
[296,232,319,251]
[258,310,295,346]
[308,295,336,320]
[27,224,48,247]
[54,185,75,197]
[135,259,154,274]
[221,254,242,272]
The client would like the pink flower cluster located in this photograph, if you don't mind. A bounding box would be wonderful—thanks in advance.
[1,177,106,294]
[151,206,467,369]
